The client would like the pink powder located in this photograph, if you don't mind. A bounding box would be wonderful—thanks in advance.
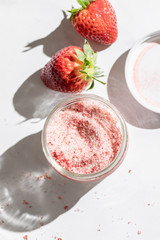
[46,100,122,174]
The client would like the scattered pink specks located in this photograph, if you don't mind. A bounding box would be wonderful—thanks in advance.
[40,221,44,226]
[58,196,62,200]
[74,208,84,213]
[148,203,150,206]
[23,200,29,205]
[74,208,80,212]
[41,217,44,220]
[128,221,131,224]
[64,205,68,210]
[35,174,52,180]
[44,173,52,180]
[128,170,131,173]
[137,230,142,235]
[97,224,101,231]
[23,235,28,240]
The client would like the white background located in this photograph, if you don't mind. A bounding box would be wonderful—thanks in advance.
[0,0,160,239]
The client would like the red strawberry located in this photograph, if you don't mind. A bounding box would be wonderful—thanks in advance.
[41,40,105,93]
[69,0,118,45]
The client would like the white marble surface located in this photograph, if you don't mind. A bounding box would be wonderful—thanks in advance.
[0,0,160,239]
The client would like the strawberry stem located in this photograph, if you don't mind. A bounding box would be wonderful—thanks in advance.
[68,0,94,20]
[93,77,106,85]
[75,40,106,90]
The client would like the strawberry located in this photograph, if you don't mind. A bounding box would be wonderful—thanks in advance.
[41,40,105,93]
[68,0,118,45]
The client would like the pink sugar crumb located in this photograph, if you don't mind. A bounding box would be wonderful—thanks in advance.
[74,208,80,212]
[44,174,52,179]
[23,200,29,205]
[137,230,142,235]
[46,100,122,174]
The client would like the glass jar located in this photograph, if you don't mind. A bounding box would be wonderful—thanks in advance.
[42,94,128,182]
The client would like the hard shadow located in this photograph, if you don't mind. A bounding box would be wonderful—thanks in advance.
[24,11,108,57]
[13,69,74,121]
[0,132,99,232]
[107,50,160,129]
[14,10,110,121]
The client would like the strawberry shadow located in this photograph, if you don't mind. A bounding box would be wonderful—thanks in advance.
[23,11,108,57]
[13,69,74,121]
[107,50,160,129]
[0,132,100,232]
[14,10,109,121]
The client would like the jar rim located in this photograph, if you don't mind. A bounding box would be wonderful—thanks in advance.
[42,94,128,181]
[125,30,160,113]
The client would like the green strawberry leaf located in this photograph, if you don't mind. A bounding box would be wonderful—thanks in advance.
[88,80,95,90]
[93,52,98,63]
[68,0,95,20]
[86,74,90,81]
[94,66,105,77]
[68,8,80,13]
[80,70,90,81]
[80,70,87,74]
[83,59,90,68]
[77,0,90,9]
[75,49,85,62]
[83,40,94,58]
[68,8,80,21]
[94,72,105,78]
[76,40,106,90]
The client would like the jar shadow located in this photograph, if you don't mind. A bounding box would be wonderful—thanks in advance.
[0,132,99,232]
[107,50,160,129]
